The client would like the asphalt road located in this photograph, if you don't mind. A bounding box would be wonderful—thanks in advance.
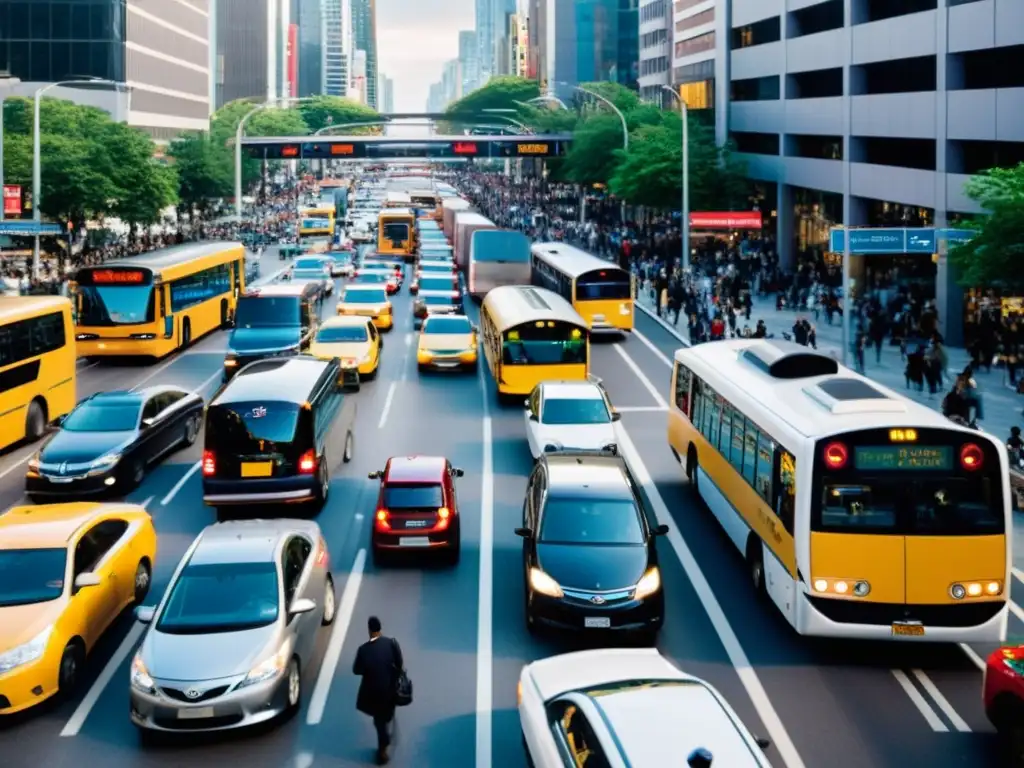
[0,267,1016,768]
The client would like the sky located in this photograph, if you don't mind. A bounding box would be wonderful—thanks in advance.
[375,0,475,112]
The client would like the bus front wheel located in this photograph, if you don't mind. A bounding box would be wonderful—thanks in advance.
[180,320,192,350]
[25,399,47,441]
[747,537,767,598]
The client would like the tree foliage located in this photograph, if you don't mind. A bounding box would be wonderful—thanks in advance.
[443,76,542,131]
[949,162,1024,287]
[296,95,380,133]
[563,113,626,186]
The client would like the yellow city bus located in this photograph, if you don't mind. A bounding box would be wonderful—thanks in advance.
[72,242,246,360]
[530,242,634,334]
[668,339,1010,642]
[479,286,589,398]
[377,208,416,259]
[299,207,335,237]
[0,296,76,450]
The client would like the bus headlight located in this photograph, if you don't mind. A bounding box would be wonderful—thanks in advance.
[950,581,1002,599]
[812,577,870,597]
[619,303,631,315]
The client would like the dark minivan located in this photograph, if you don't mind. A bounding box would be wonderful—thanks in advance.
[202,355,357,519]
[222,282,323,381]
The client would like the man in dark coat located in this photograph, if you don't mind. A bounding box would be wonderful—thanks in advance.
[353,616,404,765]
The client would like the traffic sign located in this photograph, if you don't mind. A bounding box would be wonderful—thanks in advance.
[829,227,973,254]
[0,221,64,236]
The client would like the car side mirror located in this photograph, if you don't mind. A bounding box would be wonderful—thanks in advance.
[756,737,771,750]
[74,572,102,591]
[289,597,316,616]
[653,524,670,537]
[453,467,465,477]
[135,605,156,624]
[528,414,538,422]
[53,415,66,427]
[141,417,154,428]
[368,470,382,479]
[514,527,532,539]
[611,412,621,422]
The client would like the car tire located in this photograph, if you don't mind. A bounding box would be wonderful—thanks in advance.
[321,575,337,626]
[372,546,386,568]
[123,459,145,491]
[58,642,84,696]
[747,538,767,598]
[137,726,162,747]
[284,658,302,717]
[343,432,354,463]
[444,529,461,567]
[25,399,47,441]
[364,366,378,381]
[179,414,200,449]
[133,560,152,605]
[214,506,232,521]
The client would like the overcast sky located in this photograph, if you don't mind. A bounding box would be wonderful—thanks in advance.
[375,0,475,111]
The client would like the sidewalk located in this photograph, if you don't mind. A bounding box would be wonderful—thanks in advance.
[634,289,1023,440]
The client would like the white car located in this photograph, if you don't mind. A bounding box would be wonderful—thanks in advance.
[519,649,772,768]
[524,380,619,459]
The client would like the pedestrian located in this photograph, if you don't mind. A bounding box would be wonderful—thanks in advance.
[353,616,404,765]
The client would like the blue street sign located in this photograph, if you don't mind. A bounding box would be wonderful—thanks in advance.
[829,227,974,254]
[906,229,936,253]
[0,221,63,236]
[937,228,974,245]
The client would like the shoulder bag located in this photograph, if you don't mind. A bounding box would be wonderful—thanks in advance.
[391,638,413,707]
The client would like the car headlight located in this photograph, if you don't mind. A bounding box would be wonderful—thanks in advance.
[27,454,40,472]
[528,567,563,598]
[633,567,661,600]
[90,452,121,470]
[130,653,155,693]
[360,352,374,364]
[238,645,289,688]
[0,625,53,674]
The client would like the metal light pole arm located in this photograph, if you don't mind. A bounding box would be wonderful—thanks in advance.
[663,85,690,270]
[574,86,628,150]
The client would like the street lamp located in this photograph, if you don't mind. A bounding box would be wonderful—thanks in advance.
[0,76,22,223]
[33,77,129,278]
[662,85,690,271]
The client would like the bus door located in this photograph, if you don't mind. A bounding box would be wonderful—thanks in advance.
[160,284,176,341]
[233,259,243,297]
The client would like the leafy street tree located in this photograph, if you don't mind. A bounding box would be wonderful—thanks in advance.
[102,121,179,231]
[573,81,641,114]
[562,113,626,187]
[949,162,1024,286]
[169,131,233,218]
[442,76,542,132]
[297,95,380,133]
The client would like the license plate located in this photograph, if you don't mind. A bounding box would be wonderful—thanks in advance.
[435,361,459,368]
[178,706,214,719]
[48,477,74,483]
[241,462,273,478]
[892,623,925,637]
[584,617,611,628]
[399,537,430,547]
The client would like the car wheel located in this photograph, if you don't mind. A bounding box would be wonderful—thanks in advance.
[372,546,386,568]
[58,642,84,695]
[133,560,152,605]
[321,575,336,626]
[444,529,461,566]
[284,658,302,716]
[124,459,145,490]
[343,432,354,463]
[364,365,378,381]
[747,539,767,598]
[25,399,47,441]
[180,414,200,448]
[137,726,162,747]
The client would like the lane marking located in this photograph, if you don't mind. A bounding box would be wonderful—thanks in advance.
[306,548,366,726]
[161,461,201,505]
[294,752,315,768]
[192,369,223,396]
[911,669,971,732]
[959,644,986,671]
[60,622,146,736]
[476,363,494,768]
[0,444,42,481]
[377,382,397,428]
[140,496,154,508]
[614,423,805,767]
[130,353,189,391]
[1013,567,1024,585]
[891,669,947,732]
[615,406,668,413]
[355,512,364,521]
[632,328,674,368]
[1010,600,1024,625]
[612,344,668,410]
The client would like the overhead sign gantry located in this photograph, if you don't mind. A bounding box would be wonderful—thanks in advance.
[241,134,572,160]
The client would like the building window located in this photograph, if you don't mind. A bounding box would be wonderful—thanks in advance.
[731,76,780,102]
[787,68,843,99]
[680,79,713,109]
[676,9,713,34]
[731,132,780,155]
[853,137,937,171]
[675,32,715,59]
[788,0,844,38]
[853,0,938,25]
[852,56,936,95]
[730,17,781,50]
[785,134,843,160]
[949,44,1024,90]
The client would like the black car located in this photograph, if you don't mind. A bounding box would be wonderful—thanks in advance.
[514,451,668,641]
[25,386,204,500]
[223,283,322,381]
[202,355,357,519]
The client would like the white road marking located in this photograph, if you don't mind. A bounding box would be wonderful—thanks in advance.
[614,424,806,768]
[140,496,154,508]
[612,344,668,409]
[377,382,397,428]
[911,669,971,732]
[959,644,986,671]
[60,623,146,736]
[1013,567,1024,585]
[294,752,315,768]
[355,513,364,521]
[891,670,947,732]
[632,328,674,367]
[615,406,668,413]
[192,369,223,396]
[476,361,494,768]
[130,354,187,391]
[0,444,40,481]
[306,548,366,726]
[1010,599,1024,625]
[161,461,201,505]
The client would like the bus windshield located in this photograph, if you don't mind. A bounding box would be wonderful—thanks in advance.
[576,270,632,300]
[502,323,587,366]
[77,284,155,326]
[382,222,410,243]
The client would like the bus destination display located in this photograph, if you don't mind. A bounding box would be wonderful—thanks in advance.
[517,143,550,155]
[854,445,952,471]
[86,269,149,285]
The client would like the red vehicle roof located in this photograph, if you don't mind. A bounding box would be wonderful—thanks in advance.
[385,456,447,483]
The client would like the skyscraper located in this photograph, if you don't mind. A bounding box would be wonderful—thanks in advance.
[490,0,516,77]
[458,30,478,95]
[545,0,639,101]
[378,74,394,113]
[216,0,293,108]
[294,0,323,96]
[351,0,379,109]
[322,0,352,97]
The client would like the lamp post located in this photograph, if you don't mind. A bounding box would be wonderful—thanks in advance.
[662,85,690,271]
[33,78,128,278]
[0,76,22,223]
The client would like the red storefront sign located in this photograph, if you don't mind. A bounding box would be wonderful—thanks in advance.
[690,211,763,230]
[287,24,299,97]
[3,185,21,216]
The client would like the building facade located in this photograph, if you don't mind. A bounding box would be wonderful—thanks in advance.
[638,0,671,104]
[722,0,1024,343]
[351,0,378,109]
[378,73,394,113]
[673,0,716,117]
[294,0,322,96]
[216,0,291,108]
[349,48,366,103]
[545,0,639,102]
[458,29,479,95]
[322,0,351,97]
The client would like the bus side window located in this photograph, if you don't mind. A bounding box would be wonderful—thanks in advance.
[774,449,796,533]
[674,362,691,416]
[719,401,732,457]
[691,377,704,425]
[755,432,774,504]
[742,419,758,485]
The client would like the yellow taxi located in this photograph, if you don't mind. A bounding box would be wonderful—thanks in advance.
[417,314,478,373]
[310,315,383,380]
[0,502,156,714]
[336,285,393,331]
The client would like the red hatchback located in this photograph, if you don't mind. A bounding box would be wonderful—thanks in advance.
[985,645,1024,755]
[368,456,464,565]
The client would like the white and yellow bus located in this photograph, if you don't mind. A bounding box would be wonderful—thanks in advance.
[0,296,76,450]
[299,206,335,237]
[668,339,1010,642]
[530,242,634,334]
[480,286,589,398]
[377,207,416,259]
[73,242,246,359]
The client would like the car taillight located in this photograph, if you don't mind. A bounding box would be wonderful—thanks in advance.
[298,449,317,474]
[435,507,450,530]
[823,441,848,469]
[375,509,391,530]
[316,537,329,566]
[960,443,983,471]
[202,450,216,476]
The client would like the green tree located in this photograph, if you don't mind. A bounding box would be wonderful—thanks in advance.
[562,112,627,186]
[208,100,311,192]
[296,95,380,133]
[102,122,178,230]
[574,81,641,114]
[949,163,1024,286]
[169,132,234,216]
[443,76,542,131]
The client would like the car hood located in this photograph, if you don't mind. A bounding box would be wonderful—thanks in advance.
[141,623,279,682]
[537,543,648,592]
[41,429,135,464]
[420,333,474,351]
[0,601,65,651]
[311,341,371,362]
[339,303,389,314]
[534,423,616,451]
[229,326,300,354]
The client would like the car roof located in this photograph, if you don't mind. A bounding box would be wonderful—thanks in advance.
[246,283,314,297]
[385,455,447,483]
[0,502,148,549]
[85,390,145,406]
[213,356,331,406]
[525,649,683,701]
[189,519,320,565]
[321,315,373,329]
[423,314,471,327]
[539,381,605,400]
[342,284,388,292]
[543,454,634,501]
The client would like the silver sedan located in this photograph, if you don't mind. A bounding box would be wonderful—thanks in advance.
[129,519,336,738]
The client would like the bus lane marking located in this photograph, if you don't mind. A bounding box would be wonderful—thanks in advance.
[911,670,971,732]
[891,670,947,732]
[611,343,668,409]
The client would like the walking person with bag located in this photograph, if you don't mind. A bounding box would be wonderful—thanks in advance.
[353,616,412,765]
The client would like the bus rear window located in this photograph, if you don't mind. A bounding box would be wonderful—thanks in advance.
[383,223,410,242]
[576,270,631,301]
[502,323,587,366]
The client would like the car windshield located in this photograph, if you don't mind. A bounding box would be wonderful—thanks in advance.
[235,296,299,328]
[354,272,388,283]
[383,222,410,242]
[384,483,444,509]
[539,498,645,545]
[423,317,471,334]
[295,259,325,270]
[63,400,140,431]
[423,294,456,306]
[542,398,610,425]
[0,548,67,606]
[318,325,368,343]
[292,270,325,280]
[420,278,455,292]
[206,401,300,446]
[343,289,387,304]
[157,562,279,634]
